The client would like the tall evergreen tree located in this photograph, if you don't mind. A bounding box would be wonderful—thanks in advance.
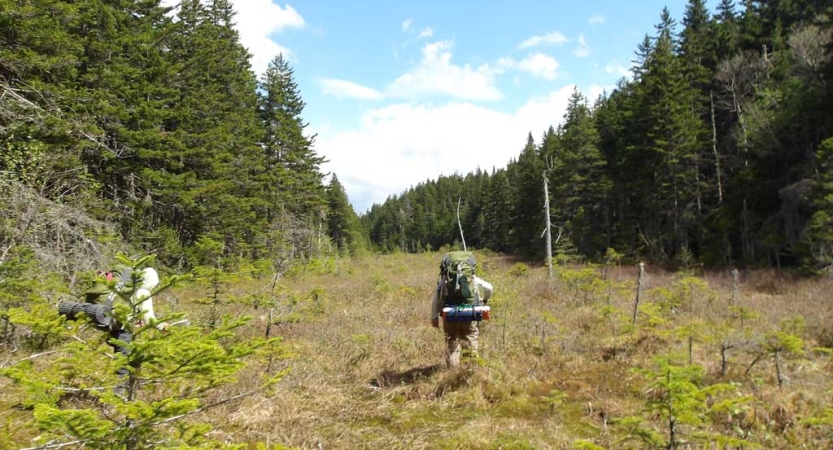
[639,8,707,261]
[553,90,610,259]
[259,54,325,220]
[715,0,740,59]
[258,54,326,259]
[162,0,268,263]
[681,0,717,97]
[0,0,110,198]
[326,174,363,255]
[508,133,545,259]
[595,80,643,255]
[483,169,512,252]
[738,0,765,52]
[806,138,833,270]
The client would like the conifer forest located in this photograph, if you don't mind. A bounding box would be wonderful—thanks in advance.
[2,1,833,449]
[365,0,833,272]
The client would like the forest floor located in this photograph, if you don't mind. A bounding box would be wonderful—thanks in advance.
[170,252,833,449]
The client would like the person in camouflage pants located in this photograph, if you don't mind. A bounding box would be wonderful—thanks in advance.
[431,275,493,368]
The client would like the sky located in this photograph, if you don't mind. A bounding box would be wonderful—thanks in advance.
[163,0,697,214]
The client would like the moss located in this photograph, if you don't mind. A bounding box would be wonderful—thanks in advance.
[492,394,547,419]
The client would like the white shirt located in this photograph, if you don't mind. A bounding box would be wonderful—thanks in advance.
[132,288,156,325]
[431,275,493,320]
[129,268,161,328]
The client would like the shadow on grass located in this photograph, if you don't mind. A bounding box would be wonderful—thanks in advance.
[371,364,443,388]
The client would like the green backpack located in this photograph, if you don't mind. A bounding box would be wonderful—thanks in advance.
[439,251,478,306]
[83,267,133,304]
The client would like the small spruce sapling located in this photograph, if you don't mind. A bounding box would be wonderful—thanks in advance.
[764,316,806,387]
[2,253,290,449]
[615,355,753,449]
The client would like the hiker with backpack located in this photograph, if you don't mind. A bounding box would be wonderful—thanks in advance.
[64,266,170,379]
[431,251,493,368]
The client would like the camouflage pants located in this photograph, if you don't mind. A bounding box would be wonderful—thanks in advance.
[442,321,479,368]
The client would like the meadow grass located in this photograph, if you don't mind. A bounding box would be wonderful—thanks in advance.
[152,252,832,449]
[4,252,833,449]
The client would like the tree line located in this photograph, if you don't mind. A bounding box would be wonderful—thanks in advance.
[364,0,833,272]
[0,0,364,273]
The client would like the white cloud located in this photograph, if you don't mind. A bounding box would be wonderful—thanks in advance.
[317,85,576,212]
[386,41,503,101]
[587,84,615,102]
[229,2,306,75]
[417,27,434,39]
[588,15,606,25]
[499,53,560,80]
[320,78,384,100]
[326,40,503,102]
[604,62,632,78]
[402,18,413,32]
[159,0,306,76]
[518,31,569,49]
[572,35,590,58]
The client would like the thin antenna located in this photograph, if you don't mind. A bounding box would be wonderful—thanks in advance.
[457,197,467,251]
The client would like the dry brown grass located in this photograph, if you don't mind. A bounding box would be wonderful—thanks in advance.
[152,253,833,449]
[4,253,833,449]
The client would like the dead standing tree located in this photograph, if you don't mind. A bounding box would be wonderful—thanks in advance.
[715,51,769,263]
[632,262,646,327]
[541,159,561,279]
[457,197,467,251]
[543,169,553,279]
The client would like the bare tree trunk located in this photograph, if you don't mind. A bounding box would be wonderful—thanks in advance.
[775,349,786,387]
[733,82,754,264]
[731,268,740,307]
[317,215,323,256]
[710,91,724,205]
[688,336,694,366]
[774,247,782,272]
[307,218,313,260]
[742,199,754,263]
[456,197,467,252]
[762,44,769,73]
[632,263,645,327]
[604,262,612,307]
[745,353,762,376]
[603,192,611,251]
[720,341,734,376]
[543,170,553,279]
[695,162,702,216]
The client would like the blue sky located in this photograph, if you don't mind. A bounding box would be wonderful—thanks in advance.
[165,0,701,213]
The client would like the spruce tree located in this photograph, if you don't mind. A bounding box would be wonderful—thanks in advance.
[553,89,610,259]
[0,0,92,198]
[258,54,326,259]
[738,0,764,52]
[483,169,512,252]
[594,81,642,255]
[258,55,326,222]
[1,254,288,449]
[714,0,740,59]
[509,133,545,259]
[164,0,268,263]
[325,174,363,255]
[640,8,707,262]
[806,138,833,270]
[681,0,717,98]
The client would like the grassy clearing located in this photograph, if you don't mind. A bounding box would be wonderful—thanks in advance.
[4,252,833,449]
[177,252,833,448]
